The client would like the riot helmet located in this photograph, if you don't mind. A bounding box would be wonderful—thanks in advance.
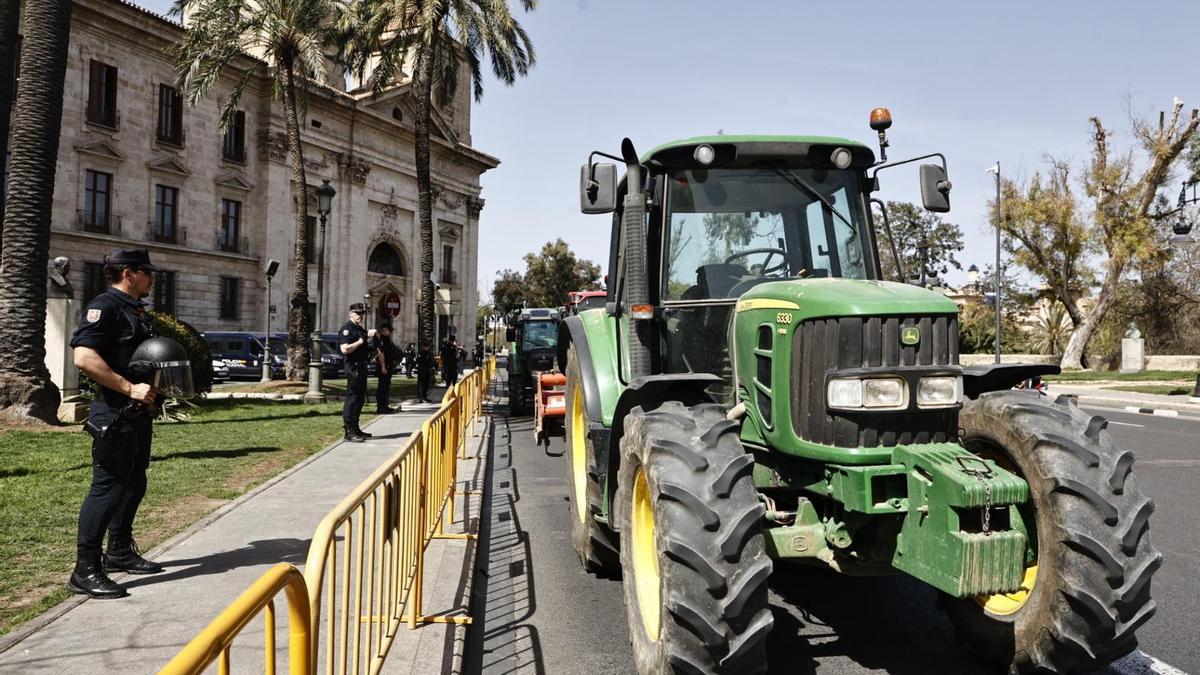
[129,337,195,399]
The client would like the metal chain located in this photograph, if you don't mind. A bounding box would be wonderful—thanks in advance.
[956,456,995,535]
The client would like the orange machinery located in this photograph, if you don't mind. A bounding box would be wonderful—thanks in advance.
[533,371,567,446]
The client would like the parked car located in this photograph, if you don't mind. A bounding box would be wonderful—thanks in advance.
[203,332,272,380]
[278,333,343,378]
[211,359,230,383]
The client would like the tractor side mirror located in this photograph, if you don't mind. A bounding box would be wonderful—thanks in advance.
[580,163,617,214]
[919,164,952,213]
[505,327,515,342]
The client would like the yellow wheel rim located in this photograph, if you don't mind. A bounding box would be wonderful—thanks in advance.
[977,564,1038,615]
[570,386,588,524]
[631,466,661,639]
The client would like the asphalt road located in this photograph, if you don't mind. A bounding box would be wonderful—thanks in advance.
[466,378,1197,674]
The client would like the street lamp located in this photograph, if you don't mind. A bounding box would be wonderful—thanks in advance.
[305,179,336,403]
[1167,180,1199,401]
[987,162,1003,364]
[261,258,280,382]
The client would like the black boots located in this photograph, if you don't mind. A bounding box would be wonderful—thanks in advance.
[68,552,128,599]
[344,427,366,443]
[356,428,373,438]
[105,538,163,575]
[376,406,398,414]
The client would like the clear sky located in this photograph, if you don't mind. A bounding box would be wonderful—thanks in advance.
[134,0,1200,294]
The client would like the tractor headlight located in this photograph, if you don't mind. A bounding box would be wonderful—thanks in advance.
[917,375,962,408]
[863,378,906,408]
[827,377,907,410]
[827,378,863,409]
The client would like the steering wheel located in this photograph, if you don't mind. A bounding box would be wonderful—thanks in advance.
[724,247,788,275]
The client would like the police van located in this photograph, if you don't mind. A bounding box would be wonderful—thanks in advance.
[202,332,273,380]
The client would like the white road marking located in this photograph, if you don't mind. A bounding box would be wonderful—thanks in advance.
[1108,420,1144,428]
[1153,409,1180,417]
[1105,650,1191,675]
[1080,403,1200,423]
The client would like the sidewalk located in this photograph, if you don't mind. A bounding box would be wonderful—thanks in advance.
[1052,383,1200,415]
[0,382,490,674]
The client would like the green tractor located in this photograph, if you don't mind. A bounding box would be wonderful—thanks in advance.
[506,307,561,415]
[557,114,1160,674]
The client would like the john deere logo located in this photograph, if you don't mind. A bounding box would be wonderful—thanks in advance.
[901,326,921,346]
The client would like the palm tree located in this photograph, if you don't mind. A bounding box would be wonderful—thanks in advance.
[346,0,536,352]
[0,0,22,251]
[0,0,73,422]
[1031,302,1070,356]
[173,0,343,379]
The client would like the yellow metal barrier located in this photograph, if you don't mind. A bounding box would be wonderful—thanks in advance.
[160,563,311,675]
[162,363,494,675]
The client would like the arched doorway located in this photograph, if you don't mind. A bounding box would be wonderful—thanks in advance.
[368,242,405,277]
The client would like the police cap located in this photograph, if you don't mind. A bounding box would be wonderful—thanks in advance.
[349,302,366,313]
[105,248,158,272]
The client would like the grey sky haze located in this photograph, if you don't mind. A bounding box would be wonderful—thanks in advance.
[133,0,1200,295]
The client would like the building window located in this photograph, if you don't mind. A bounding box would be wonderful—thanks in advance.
[153,184,178,243]
[304,215,316,263]
[440,244,454,285]
[83,261,106,303]
[87,59,118,128]
[219,199,241,252]
[222,110,246,162]
[83,170,112,232]
[156,84,183,145]
[368,243,405,276]
[153,270,176,315]
[219,277,240,319]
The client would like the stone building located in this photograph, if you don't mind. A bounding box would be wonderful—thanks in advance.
[18,0,496,393]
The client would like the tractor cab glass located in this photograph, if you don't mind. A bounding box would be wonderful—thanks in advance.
[662,168,872,301]
[521,321,558,350]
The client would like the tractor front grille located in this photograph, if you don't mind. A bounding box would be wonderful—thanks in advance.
[790,315,959,448]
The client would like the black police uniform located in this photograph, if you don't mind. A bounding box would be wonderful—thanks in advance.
[339,319,371,436]
[375,334,400,413]
[69,283,163,596]
[416,348,435,402]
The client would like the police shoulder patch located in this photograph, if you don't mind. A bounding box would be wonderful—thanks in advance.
[86,309,102,323]
[342,329,349,336]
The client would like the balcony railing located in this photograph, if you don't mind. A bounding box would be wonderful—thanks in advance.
[216,230,249,254]
[86,108,120,131]
[150,221,187,245]
[75,209,122,235]
[156,128,186,147]
[439,270,458,286]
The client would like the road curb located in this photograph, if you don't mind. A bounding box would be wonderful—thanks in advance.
[450,407,494,675]
[1071,394,1200,416]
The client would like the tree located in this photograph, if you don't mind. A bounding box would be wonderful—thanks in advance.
[521,239,601,308]
[348,0,537,353]
[490,268,525,315]
[1000,99,1200,369]
[0,0,73,422]
[173,0,343,380]
[0,0,21,251]
[1029,302,1071,356]
[873,201,964,283]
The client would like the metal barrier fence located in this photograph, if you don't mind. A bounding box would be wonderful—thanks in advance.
[160,358,495,675]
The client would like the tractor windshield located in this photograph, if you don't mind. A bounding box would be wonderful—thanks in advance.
[521,321,558,349]
[662,168,873,301]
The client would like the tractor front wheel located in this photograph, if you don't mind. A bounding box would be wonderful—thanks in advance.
[617,401,772,674]
[945,391,1162,673]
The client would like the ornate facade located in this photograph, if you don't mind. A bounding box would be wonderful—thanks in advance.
[32,0,497,366]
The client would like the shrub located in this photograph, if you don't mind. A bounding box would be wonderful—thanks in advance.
[148,311,214,395]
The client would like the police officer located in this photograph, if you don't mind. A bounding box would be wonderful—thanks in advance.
[68,248,163,599]
[415,344,435,403]
[338,303,378,442]
[440,336,460,387]
[374,323,401,414]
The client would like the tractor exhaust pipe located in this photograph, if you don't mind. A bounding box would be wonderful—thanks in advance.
[620,138,653,379]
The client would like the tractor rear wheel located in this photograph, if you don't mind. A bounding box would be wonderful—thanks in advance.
[564,344,618,574]
[617,401,772,674]
[944,391,1161,673]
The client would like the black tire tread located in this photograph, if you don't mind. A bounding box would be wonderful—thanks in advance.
[944,390,1162,674]
[618,401,772,674]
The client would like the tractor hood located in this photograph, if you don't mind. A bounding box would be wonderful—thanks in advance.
[737,278,958,321]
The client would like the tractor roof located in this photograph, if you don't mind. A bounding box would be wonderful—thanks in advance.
[643,135,871,162]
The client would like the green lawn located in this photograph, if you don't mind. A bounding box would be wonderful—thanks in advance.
[1045,370,1195,382]
[0,399,362,636]
[218,377,419,398]
[1107,385,1194,396]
